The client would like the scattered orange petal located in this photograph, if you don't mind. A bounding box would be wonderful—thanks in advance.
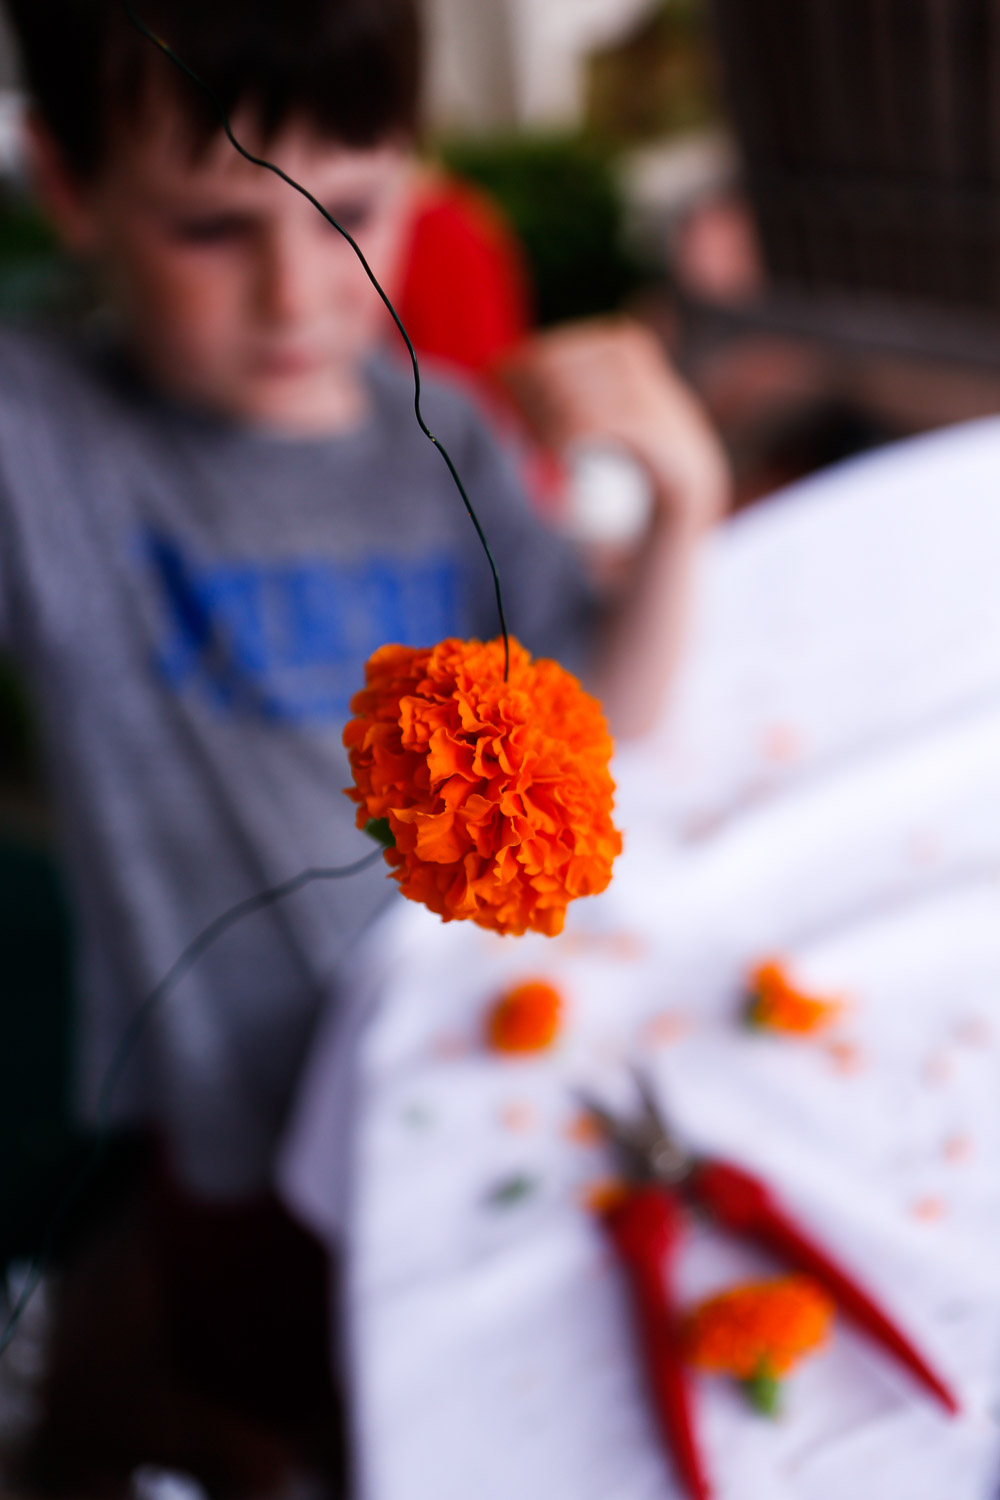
[642,1010,692,1048]
[564,1111,604,1146]
[761,723,805,764]
[911,1195,947,1222]
[581,1177,629,1215]
[826,1040,866,1075]
[343,637,622,936]
[592,1037,627,1067]
[923,1052,953,1086]
[943,1133,973,1164]
[499,1101,537,1133]
[556,930,647,962]
[487,979,564,1054]
[432,1034,472,1060]
[748,960,845,1037]
[684,808,731,841]
[904,829,943,868]
[683,1275,834,1378]
[955,1016,993,1049]
[610,932,648,962]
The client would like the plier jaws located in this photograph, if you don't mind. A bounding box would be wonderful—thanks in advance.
[579,1068,960,1500]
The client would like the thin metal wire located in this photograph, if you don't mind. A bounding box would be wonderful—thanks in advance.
[121,0,511,681]
[0,848,383,1356]
[1,2,525,1355]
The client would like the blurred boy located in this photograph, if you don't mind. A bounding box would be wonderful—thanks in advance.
[1,0,726,1487]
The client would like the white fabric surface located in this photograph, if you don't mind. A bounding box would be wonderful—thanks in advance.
[281,418,1000,1499]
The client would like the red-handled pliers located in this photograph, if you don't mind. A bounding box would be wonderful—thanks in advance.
[582,1071,959,1500]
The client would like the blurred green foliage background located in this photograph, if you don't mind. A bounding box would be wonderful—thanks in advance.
[439,133,647,327]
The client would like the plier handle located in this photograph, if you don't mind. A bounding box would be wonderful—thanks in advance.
[583,1071,959,1500]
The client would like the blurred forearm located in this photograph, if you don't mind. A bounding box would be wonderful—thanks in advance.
[501,317,730,738]
[593,505,711,742]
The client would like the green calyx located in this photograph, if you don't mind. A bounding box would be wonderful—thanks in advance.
[744,993,764,1030]
[364,817,396,849]
[744,1363,781,1417]
[486,1173,538,1208]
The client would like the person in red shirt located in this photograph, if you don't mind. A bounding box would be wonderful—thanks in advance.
[395,169,532,398]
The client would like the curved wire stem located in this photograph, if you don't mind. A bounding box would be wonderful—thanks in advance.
[0,848,384,1356]
[120,1,510,680]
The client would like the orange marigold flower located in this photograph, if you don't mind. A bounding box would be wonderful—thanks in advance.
[343,637,622,936]
[581,1176,629,1215]
[747,959,844,1035]
[488,979,563,1053]
[683,1275,833,1412]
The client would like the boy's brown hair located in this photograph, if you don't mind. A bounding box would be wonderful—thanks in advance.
[7,0,423,178]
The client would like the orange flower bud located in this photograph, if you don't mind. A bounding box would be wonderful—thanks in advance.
[581,1177,629,1215]
[683,1274,834,1411]
[747,960,844,1036]
[344,637,622,936]
[488,979,563,1054]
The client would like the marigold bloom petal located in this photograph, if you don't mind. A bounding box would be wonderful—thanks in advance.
[344,637,622,935]
[487,980,564,1053]
[683,1275,834,1379]
[747,960,845,1035]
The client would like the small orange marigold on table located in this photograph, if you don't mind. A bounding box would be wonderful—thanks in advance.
[683,1274,834,1414]
[344,637,622,936]
[488,979,563,1053]
[747,959,844,1036]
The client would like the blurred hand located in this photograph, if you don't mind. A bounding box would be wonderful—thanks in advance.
[500,318,730,533]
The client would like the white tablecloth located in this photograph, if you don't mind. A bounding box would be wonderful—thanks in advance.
[281,419,1000,1500]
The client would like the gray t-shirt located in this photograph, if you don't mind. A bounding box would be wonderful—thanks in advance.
[0,329,592,1196]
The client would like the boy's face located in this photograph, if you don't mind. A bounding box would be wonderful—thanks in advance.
[34,107,413,432]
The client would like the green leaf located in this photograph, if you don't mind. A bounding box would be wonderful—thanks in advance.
[744,1363,782,1417]
[364,818,396,849]
[486,1173,539,1208]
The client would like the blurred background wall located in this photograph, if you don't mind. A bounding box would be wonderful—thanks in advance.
[0,6,15,88]
[423,0,663,131]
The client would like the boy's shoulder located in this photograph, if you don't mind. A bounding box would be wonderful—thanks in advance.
[0,324,495,447]
[0,323,123,432]
[0,327,514,521]
[0,322,87,383]
[367,350,498,461]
